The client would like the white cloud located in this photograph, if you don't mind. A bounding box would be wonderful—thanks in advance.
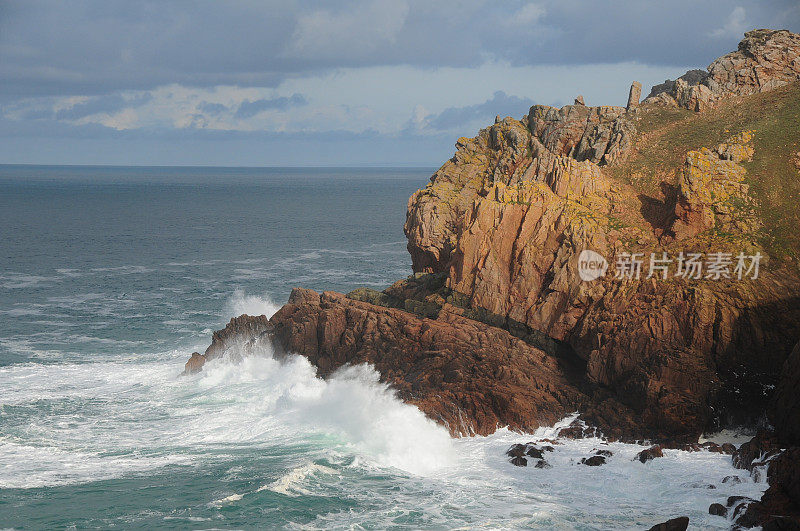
[3,61,694,138]
[711,6,748,38]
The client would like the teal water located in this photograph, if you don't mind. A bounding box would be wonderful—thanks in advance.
[0,166,764,529]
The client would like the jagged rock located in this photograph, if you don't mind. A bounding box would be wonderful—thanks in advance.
[647,516,689,531]
[506,443,527,458]
[644,29,800,111]
[706,29,800,97]
[580,455,606,466]
[534,459,552,469]
[627,81,642,110]
[183,352,206,374]
[183,315,274,373]
[722,443,737,455]
[635,445,664,463]
[723,475,744,484]
[574,95,585,106]
[557,419,597,439]
[594,448,613,457]
[526,446,544,459]
[270,288,591,436]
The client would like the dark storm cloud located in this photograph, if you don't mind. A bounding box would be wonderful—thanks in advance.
[2,0,799,98]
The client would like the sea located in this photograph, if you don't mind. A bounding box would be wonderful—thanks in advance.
[0,165,766,529]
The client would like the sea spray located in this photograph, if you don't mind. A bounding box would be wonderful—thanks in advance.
[223,289,281,319]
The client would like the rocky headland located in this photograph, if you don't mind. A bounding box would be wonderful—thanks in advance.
[186,29,800,528]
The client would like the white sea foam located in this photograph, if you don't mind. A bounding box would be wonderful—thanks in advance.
[0,317,770,526]
[260,462,337,496]
[223,289,280,318]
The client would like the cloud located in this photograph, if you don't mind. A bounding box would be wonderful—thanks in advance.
[508,3,545,26]
[711,6,748,38]
[285,0,410,61]
[234,94,307,119]
[420,91,537,132]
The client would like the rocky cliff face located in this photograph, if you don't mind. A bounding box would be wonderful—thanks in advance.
[187,30,800,448]
[403,30,800,440]
[645,29,800,111]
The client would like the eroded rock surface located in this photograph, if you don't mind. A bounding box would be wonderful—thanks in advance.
[645,29,800,111]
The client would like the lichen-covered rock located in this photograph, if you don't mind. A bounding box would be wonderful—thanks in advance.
[670,132,758,240]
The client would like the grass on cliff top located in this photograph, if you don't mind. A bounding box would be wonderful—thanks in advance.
[608,82,800,262]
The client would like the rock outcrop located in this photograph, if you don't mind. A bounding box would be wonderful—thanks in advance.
[187,29,800,452]
[269,288,590,436]
[182,315,273,374]
[645,29,800,111]
[402,30,800,441]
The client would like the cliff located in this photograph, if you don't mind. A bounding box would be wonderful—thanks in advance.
[188,30,800,445]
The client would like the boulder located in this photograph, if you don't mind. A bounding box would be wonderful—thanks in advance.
[647,516,689,531]
[580,455,607,466]
[635,445,664,463]
[709,503,727,517]
[510,456,528,467]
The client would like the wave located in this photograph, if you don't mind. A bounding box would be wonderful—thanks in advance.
[223,289,281,318]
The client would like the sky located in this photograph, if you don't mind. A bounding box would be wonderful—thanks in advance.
[1,1,799,167]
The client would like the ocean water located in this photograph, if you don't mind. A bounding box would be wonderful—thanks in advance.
[0,165,766,529]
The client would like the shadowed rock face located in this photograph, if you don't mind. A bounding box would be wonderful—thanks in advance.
[772,341,800,446]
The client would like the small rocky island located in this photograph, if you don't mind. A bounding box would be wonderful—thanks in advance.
[186,30,800,529]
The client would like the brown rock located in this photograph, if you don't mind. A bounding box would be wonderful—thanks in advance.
[626,81,642,110]
[270,288,589,436]
[706,29,800,97]
[644,29,800,111]
[183,352,206,374]
[510,456,527,467]
[580,455,606,466]
[635,445,664,463]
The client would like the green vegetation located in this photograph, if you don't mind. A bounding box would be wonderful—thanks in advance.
[608,82,800,262]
